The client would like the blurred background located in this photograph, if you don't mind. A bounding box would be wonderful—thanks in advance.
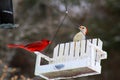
[0,0,120,80]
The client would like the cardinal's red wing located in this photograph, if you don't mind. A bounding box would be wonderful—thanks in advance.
[25,41,42,48]
[25,41,50,51]
[7,44,24,48]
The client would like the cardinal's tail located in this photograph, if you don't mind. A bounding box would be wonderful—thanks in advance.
[7,44,24,48]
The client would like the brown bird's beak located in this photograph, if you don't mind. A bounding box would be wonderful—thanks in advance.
[49,41,52,44]
[85,28,88,34]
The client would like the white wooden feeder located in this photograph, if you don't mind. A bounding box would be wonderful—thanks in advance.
[34,38,107,80]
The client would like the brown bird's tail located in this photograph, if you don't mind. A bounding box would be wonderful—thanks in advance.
[7,44,24,48]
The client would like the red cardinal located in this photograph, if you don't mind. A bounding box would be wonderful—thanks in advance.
[7,39,51,52]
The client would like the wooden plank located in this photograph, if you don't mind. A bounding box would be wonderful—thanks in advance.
[92,38,98,66]
[94,38,103,64]
[97,38,103,49]
[53,44,59,58]
[59,43,65,57]
[64,42,70,61]
[69,42,75,60]
[74,41,81,59]
[80,40,86,57]
[92,38,97,46]
[53,44,60,63]
[58,43,65,62]
[97,38,103,63]
[86,40,91,56]
[34,52,42,75]
[86,39,92,57]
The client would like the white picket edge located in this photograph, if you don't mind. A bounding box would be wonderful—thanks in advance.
[64,42,70,61]
[53,44,59,60]
[58,43,65,62]
[69,42,75,59]
[74,41,81,59]
[97,38,104,62]
[92,38,97,45]
[59,43,65,56]
[91,39,98,66]
[97,38,103,49]
[80,40,86,56]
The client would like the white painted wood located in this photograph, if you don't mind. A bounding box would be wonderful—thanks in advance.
[53,44,59,63]
[94,39,102,64]
[97,39,107,60]
[34,51,52,61]
[86,40,91,55]
[34,58,101,80]
[92,38,97,45]
[59,43,65,57]
[91,39,98,66]
[53,44,59,58]
[64,42,70,61]
[86,40,91,65]
[80,40,86,57]
[90,45,95,67]
[100,51,107,59]
[34,38,107,80]
[74,41,81,59]
[96,39,102,64]
[69,42,75,60]
[89,41,107,68]
[58,43,65,62]
[89,43,107,60]
[97,38,103,49]
[34,52,42,76]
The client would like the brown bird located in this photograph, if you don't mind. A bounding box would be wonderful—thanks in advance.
[7,39,51,52]
[73,26,88,42]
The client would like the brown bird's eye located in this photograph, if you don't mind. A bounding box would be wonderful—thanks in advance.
[82,27,84,29]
